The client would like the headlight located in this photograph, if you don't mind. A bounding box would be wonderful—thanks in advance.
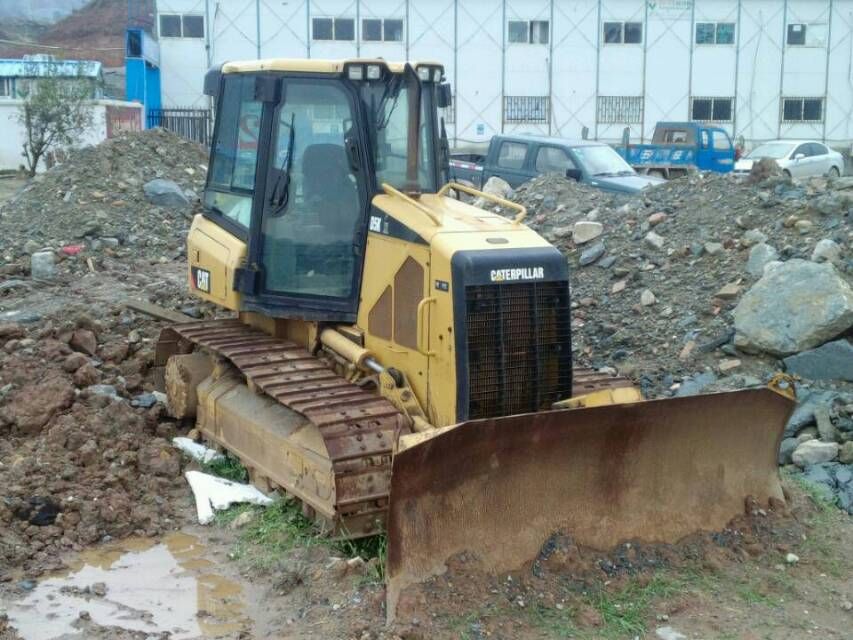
[417,67,431,82]
[432,68,442,82]
[347,65,364,81]
[366,64,381,80]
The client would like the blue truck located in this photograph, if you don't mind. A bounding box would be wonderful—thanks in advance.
[615,122,736,178]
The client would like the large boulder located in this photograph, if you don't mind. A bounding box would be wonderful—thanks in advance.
[783,340,853,382]
[473,176,512,209]
[143,178,190,208]
[791,440,838,468]
[733,260,853,356]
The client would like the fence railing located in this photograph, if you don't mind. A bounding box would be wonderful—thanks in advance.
[147,108,213,146]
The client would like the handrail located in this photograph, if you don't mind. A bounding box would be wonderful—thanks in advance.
[381,183,442,226]
[438,181,527,224]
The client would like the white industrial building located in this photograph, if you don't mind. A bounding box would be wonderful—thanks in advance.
[152,0,853,147]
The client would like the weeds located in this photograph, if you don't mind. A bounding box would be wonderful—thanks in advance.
[200,453,249,483]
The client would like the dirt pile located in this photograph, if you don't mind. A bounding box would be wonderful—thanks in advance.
[0,307,190,578]
[0,128,206,272]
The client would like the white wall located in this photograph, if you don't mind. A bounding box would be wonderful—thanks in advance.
[0,100,144,172]
[154,0,853,148]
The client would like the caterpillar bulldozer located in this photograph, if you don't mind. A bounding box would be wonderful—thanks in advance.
[155,58,795,621]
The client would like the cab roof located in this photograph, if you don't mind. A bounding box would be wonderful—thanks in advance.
[222,58,443,75]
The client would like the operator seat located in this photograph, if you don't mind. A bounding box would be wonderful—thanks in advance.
[302,143,359,233]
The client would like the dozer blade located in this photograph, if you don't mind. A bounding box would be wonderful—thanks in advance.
[386,388,794,620]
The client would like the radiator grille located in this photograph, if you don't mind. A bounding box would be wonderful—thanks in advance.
[464,282,572,419]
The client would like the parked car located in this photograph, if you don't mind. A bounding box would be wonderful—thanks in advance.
[614,122,736,178]
[449,135,664,194]
[734,140,844,179]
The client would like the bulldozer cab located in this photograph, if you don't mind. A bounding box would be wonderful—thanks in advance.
[201,60,450,321]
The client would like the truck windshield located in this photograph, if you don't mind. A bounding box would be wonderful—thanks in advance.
[361,77,437,193]
[573,145,635,177]
[746,143,795,160]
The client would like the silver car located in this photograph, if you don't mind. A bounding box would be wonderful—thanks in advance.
[734,140,844,179]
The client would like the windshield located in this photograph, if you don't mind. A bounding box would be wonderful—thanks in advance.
[572,145,635,176]
[361,77,437,192]
[746,143,794,160]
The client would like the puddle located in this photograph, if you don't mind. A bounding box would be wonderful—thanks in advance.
[5,532,246,639]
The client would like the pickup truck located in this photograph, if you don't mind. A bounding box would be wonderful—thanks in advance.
[615,122,735,178]
[449,135,664,194]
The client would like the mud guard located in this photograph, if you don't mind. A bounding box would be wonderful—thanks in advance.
[386,389,794,621]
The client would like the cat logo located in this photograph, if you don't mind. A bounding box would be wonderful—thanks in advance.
[490,267,545,282]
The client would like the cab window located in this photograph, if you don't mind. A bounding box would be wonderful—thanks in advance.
[496,141,528,169]
[712,131,731,151]
[535,146,575,173]
[205,75,261,229]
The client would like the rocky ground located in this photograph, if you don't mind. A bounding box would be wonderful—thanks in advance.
[0,133,850,639]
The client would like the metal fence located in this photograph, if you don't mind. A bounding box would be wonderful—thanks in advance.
[503,96,550,124]
[147,108,213,146]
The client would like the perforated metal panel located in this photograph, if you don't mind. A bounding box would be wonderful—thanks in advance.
[464,281,572,420]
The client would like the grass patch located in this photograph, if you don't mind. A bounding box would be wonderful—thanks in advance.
[200,453,249,483]
[335,534,387,583]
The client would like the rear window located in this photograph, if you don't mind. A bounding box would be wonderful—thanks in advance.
[496,141,528,169]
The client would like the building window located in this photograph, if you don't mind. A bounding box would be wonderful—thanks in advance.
[362,18,403,42]
[313,17,354,41]
[604,21,643,44]
[695,22,735,45]
[691,97,734,122]
[159,13,203,38]
[0,78,12,98]
[507,20,549,44]
[782,97,824,122]
[504,96,550,124]
[787,23,827,47]
[597,96,643,124]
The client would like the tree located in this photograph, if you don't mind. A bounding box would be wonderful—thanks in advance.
[16,59,97,177]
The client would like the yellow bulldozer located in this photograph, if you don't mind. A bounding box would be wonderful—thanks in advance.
[155,58,795,620]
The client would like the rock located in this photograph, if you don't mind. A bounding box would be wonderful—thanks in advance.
[704,242,723,255]
[792,440,839,468]
[138,443,182,477]
[648,212,667,226]
[640,289,656,306]
[644,231,665,250]
[579,242,606,266]
[229,510,256,529]
[30,251,56,280]
[795,220,813,234]
[86,384,120,401]
[69,329,98,357]
[62,352,90,372]
[715,282,741,299]
[655,627,687,640]
[839,441,853,465]
[785,390,840,437]
[778,438,798,465]
[73,363,101,387]
[0,323,25,340]
[733,260,853,356]
[785,553,799,565]
[612,280,627,293]
[742,229,768,247]
[143,179,190,208]
[23,239,41,254]
[783,340,853,382]
[748,158,781,183]
[746,243,779,277]
[572,221,603,244]
[78,439,99,466]
[7,375,75,434]
[811,238,842,264]
[718,358,741,372]
[676,371,717,397]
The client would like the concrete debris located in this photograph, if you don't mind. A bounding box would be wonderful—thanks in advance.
[792,440,839,468]
[572,220,603,244]
[185,470,273,525]
[30,251,55,280]
[811,238,842,264]
[143,178,191,208]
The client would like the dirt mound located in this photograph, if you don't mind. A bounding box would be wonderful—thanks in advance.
[0,128,207,274]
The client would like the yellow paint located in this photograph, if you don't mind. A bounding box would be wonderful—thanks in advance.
[187,214,246,310]
[222,58,445,76]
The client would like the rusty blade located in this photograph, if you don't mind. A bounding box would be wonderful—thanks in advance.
[386,389,794,621]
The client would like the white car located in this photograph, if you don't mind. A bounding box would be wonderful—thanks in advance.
[734,140,844,179]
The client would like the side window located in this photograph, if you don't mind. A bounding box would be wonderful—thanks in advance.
[712,132,730,151]
[793,144,809,158]
[535,147,575,173]
[809,143,827,157]
[205,75,262,229]
[496,141,528,169]
[700,130,710,148]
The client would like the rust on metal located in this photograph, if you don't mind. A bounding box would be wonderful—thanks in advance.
[385,388,794,621]
[157,319,409,537]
